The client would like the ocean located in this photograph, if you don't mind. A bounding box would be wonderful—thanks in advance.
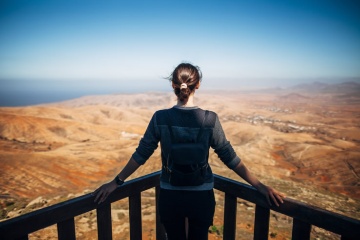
[0,79,169,107]
[0,89,89,106]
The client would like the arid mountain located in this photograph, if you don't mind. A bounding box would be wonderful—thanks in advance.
[290,81,360,98]
[1,84,359,239]
[277,93,310,102]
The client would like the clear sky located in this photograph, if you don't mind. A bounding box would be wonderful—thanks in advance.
[0,0,360,92]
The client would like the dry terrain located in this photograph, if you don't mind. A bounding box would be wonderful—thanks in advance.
[0,82,359,239]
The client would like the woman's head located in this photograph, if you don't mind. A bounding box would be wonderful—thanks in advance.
[168,63,202,103]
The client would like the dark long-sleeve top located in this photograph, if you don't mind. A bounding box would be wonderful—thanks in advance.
[131,105,241,191]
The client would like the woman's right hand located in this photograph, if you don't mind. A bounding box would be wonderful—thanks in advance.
[93,180,118,204]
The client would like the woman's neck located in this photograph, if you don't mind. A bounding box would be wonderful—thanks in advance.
[176,94,195,107]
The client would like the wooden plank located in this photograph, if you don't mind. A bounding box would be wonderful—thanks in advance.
[292,218,311,240]
[97,203,112,240]
[129,192,142,240]
[254,204,270,240]
[57,217,76,240]
[223,192,237,240]
[213,174,360,238]
[155,186,167,240]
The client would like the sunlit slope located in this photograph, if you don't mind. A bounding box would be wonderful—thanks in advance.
[0,103,160,199]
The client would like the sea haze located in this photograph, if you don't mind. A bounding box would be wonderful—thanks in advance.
[0,79,169,107]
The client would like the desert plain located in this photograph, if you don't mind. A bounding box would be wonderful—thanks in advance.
[0,82,359,239]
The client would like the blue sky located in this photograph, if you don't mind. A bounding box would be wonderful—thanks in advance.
[0,0,360,92]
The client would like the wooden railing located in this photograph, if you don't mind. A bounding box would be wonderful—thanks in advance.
[0,171,359,239]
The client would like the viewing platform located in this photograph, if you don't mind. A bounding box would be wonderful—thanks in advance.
[0,171,359,239]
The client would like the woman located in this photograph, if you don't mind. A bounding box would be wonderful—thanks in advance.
[94,63,285,240]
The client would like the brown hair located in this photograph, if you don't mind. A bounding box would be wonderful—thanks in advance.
[168,63,202,103]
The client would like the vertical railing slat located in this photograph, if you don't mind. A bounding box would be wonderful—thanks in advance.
[97,203,112,240]
[57,217,76,240]
[155,186,167,240]
[223,192,237,240]
[254,204,270,240]
[129,192,142,240]
[292,218,311,240]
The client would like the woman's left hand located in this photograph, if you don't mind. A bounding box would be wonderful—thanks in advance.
[93,180,118,204]
[256,183,286,207]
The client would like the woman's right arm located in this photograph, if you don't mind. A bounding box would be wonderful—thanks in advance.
[211,114,285,206]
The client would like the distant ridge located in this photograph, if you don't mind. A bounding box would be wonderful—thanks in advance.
[48,92,175,109]
[41,82,360,108]
[323,81,360,93]
[278,92,310,102]
[291,81,360,94]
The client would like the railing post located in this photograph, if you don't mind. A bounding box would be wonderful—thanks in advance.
[223,192,237,240]
[129,192,142,240]
[156,186,167,240]
[57,217,76,240]
[97,203,113,240]
[292,218,311,240]
[254,204,270,240]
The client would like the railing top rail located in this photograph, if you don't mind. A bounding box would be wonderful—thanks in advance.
[213,174,360,238]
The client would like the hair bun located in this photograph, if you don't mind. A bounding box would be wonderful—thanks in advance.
[180,83,188,89]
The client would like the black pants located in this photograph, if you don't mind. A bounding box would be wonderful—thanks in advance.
[159,188,216,240]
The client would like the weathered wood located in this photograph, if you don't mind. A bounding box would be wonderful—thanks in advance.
[292,218,311,240]
[213,174,360,239]
[254,204,270,240]
[129,192,142,240]
[97,203,112,240]
[223,192,237,240]
[155,186,167,240]
[57,217,76,240]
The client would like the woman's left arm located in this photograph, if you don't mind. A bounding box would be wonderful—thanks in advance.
[233,161,286,206]
[93,157,140,204]
[93,113,160,204]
